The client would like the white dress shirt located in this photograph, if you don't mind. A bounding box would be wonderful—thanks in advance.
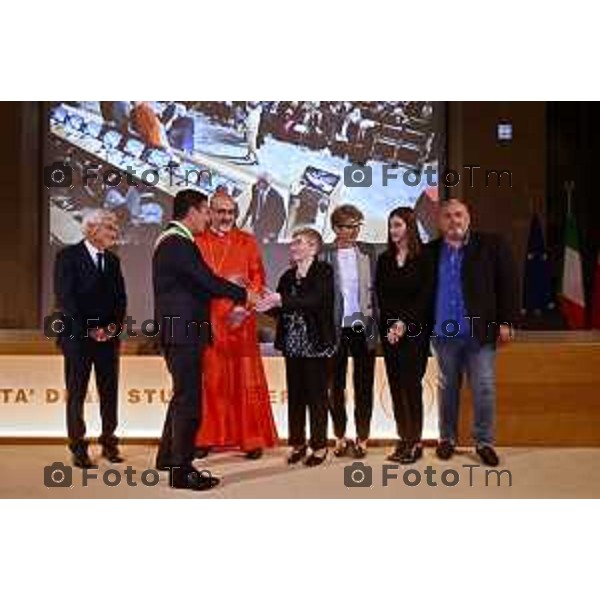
[337,247,361,324]
[84,239,104,269]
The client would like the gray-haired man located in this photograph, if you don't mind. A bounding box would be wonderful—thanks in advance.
[53,209,127,468]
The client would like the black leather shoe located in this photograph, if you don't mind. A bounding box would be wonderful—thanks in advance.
[194,447,210,459]
[476,445,500,466]
[287,446,307,465]
[155,460,175,471]
[387,441,408,462]
[436,440,455,460]
[304,449,328,467]
[102,447,124,463]
[245,448,263,460]
[400,443,423,464]
[72,452,94,469]
[155,451,174,470]
[169,468,220,491]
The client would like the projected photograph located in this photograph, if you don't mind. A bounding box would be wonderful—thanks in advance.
[45,100,444,326]
[47,101,443,242]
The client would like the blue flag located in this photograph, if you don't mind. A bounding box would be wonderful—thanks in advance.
[522,213,554,315]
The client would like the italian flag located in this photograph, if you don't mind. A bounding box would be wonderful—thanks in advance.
[592,251,600,329]
[559,213,586,329]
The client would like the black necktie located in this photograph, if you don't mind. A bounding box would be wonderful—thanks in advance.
[258,189,266,215]
[97,252,104,274]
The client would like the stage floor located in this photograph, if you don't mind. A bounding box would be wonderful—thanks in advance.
[1,444,598,499]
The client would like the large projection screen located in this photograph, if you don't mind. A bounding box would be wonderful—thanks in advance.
[42,101,446,336]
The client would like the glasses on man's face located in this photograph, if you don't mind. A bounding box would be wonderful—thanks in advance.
[215,209,236,216]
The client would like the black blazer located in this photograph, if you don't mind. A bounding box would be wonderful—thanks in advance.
[424,231,518,345]
[273,260,336,353]
[53,241,127,347]
[152,227,247,347]
[375,249,434,340]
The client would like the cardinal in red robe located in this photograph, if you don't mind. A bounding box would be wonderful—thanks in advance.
[194,190,278,458]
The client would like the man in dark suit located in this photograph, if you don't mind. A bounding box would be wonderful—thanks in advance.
[153,189,248,491]
[240,176,286,243]
[53,209,127,468]
[424,198,518,466]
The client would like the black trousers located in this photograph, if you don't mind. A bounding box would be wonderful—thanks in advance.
[62,339,120,454]
[157,344,202,469]
[285,357,328,451]
[382,336,429,443]
[330,328,376,441]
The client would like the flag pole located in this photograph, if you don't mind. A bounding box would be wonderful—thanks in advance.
[564,180,575,216]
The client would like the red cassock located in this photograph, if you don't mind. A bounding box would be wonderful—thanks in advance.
[194,228,278,451]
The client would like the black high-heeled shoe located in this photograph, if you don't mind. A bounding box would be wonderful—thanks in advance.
[351,440,367,459]
[333,438,350,458]
[287,446,307,465]
[304,448,328,467]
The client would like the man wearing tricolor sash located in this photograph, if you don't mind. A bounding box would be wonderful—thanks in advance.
[153,189,248,491]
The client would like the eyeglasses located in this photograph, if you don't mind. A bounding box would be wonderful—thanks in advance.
[215,209,236,216]
[337,222,362,230]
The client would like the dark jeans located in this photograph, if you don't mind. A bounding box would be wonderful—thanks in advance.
[431,337,496,446]
[157,344,203,468]
[382,336,429,444]
[285,357,328,451]
[62,339,120,454]
[330,328,375,441]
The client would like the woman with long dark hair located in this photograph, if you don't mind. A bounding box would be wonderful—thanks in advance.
[375,207,433,463]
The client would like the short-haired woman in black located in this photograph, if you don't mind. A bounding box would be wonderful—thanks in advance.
[375,207,433,464]
[265,227,336,467]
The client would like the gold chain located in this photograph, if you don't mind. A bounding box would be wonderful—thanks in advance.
[204,231,233,274]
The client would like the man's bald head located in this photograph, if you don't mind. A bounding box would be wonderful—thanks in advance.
[438,198,471,244]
